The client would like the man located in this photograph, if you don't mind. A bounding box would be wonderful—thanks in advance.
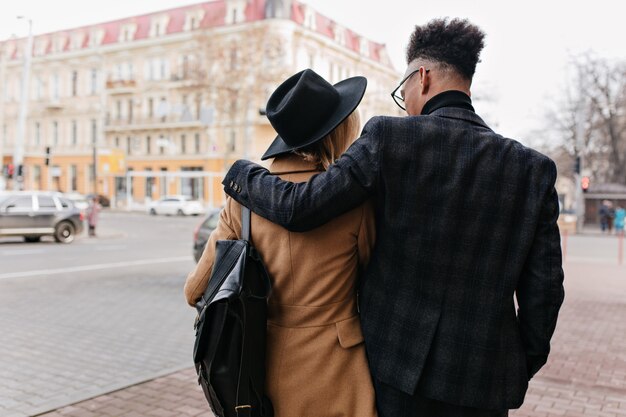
[222,18,564,417]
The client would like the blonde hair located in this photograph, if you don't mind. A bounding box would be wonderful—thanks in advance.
[295,110,361,170]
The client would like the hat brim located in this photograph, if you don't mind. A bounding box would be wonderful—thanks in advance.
[261,76,367,161]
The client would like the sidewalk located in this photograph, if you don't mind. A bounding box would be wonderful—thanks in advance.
[38,369,211,417]
[39,260,626,417]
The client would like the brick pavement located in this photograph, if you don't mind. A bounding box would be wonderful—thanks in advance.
[0,261,197,417]
[38,369,212,417]
[32,256,626,416]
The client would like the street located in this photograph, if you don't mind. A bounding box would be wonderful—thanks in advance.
[1,214,626,416]
[0,212,202,417]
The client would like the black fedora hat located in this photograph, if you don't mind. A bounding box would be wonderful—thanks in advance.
[261,69,367,160]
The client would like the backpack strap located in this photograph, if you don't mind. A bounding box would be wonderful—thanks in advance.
[242,206,251,242]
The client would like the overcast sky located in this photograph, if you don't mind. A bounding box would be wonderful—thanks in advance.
[1,0,624,145]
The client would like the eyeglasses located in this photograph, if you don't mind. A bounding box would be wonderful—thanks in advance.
[391,68,430,111]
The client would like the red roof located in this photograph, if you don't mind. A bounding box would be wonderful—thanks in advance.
[2,0,390,66]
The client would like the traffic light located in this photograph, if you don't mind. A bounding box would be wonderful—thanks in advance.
[574,156,581,174]
[45,146,51,166]
[581,176,590,192]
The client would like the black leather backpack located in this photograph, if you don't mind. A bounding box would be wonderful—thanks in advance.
[193,206,273,417]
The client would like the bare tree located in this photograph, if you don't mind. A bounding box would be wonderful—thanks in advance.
[545,53,626,184]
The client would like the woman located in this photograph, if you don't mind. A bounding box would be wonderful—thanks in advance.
[86,196,101,237]
[184,69,377,417]
[614,205,625,236]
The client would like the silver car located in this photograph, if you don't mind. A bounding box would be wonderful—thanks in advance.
[0,192,85,243]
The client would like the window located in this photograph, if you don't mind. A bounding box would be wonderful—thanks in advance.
[148,98,154,118]
[160,167,168,196]
[184,10,204,30]
[128,99,133,122]
[53,121,59,145]
[181,55,189,78]
[6,196,33,213]
[38,195,57,210]
[195,133,200,153]
[90,69,98,94]
[126,136,132,155]
[230,48,238,70]
[89,28,105,47]
[34,122,41,146]
[33,166,41,190]
[359,37,370,57]
[35,76,43,100]
[150,16,169,37]
[71,70,78,96]
[181,134,186,154]
[51,73,60,100]
[229,130,236,152]
[160,59,167,80]
[226,0,246,24]
[71,120,77,146]
[88,164,95,190]
[115,136,120,148]
[116,100,122,120]
[303,6,316,30]
[69,165,77,191]
[119,24,137,42]
[333,24,346,46]
[145,168,154,199]
[71,32,85,50]
[146,136,151,154]
[196,93,202,119]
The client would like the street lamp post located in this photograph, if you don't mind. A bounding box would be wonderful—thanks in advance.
[14,16,33,191]
[0,39,8,190]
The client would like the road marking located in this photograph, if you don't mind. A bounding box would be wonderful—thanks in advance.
[0,249,47,256]
[0,256,192,280]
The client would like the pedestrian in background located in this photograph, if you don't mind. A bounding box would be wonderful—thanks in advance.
[599,200,610,233]
[607,201,616,234]
[614,205,625,236]
[86,196,101,237]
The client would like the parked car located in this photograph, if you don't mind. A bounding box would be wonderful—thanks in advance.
[0,191,85,243]
[148,195,205,216]
[193,209,221,262]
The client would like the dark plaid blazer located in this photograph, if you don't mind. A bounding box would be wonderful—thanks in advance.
[222,107,565,410]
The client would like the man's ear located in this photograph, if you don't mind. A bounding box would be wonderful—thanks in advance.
[420,66,430,95]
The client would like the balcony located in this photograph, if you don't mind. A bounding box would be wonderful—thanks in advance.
[104,115,205,132]
[44,99,64,110]
[106,79,137,95]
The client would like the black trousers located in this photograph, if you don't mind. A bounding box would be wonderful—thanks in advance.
[374,379,509,417]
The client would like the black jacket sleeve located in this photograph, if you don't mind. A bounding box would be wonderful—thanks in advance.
[221,117,384,232]
[516,159,565,379]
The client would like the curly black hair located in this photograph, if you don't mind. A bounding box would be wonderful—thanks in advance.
[406,18,485,80]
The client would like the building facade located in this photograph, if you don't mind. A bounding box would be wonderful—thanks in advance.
[0,0,401,207]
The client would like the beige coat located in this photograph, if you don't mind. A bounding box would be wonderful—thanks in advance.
[185,154,377,417]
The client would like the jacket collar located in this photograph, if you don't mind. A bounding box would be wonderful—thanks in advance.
[430,107,492,130]
[269,154,323,175]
